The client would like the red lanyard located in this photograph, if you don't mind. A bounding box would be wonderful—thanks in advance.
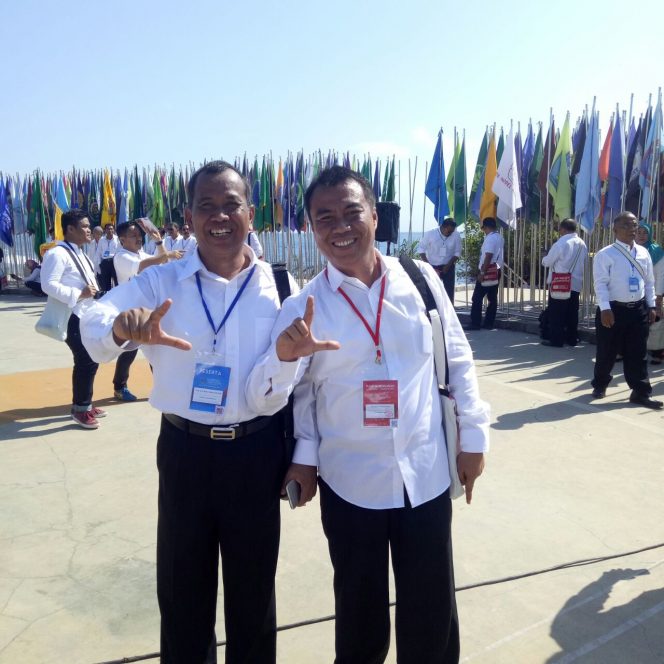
[329,270,387,364]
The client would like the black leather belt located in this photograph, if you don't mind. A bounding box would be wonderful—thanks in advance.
[163,413,273,440]
[610,299,645,309]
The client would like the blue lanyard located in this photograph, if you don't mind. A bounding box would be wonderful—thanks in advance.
[195,265,256,351]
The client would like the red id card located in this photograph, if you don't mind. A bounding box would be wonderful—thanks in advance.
[363,380,398,427]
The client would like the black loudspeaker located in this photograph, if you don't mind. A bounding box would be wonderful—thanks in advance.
[375,201,400,244]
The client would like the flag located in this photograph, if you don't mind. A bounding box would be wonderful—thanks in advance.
[526,125,544,223]
[469,129,488,221]
[0,180,13,247]
[151,168,165,227]
[603,111,626,225]
[520,122,535,212]
[640,95,664,219]
[480,129,497,220]
[385,158,396,202]
[492,126,522,228]
[446,135,460,215]
[425,130,450,222]
[100,169,117,227]
[12,176,27,234]
[575,109,601,233]
[453,137,467,228]
[275,159,284,227]
[117,169,129,224]
[28,173,47,256]
[373,160,382,201]
[53,176,70,241]
[496,128,505,165]
[625,117,643,215]
[537,118,556,219]
[598,118,613,224]
[132,167,143,220]
[547,113,573,221]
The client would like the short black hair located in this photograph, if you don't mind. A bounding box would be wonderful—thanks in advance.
[613,211,637,227]
[116,222,141,239]
[304,166,375,221]
[166,221,180,230]
[103,222,115,230]
[441,217,456,228]
[481,217,497,228]
[559,218,577,233]
[61,209,88,236]
[187,160,251,205]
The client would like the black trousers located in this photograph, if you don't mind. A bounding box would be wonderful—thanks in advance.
[64,314,99,411]
[113,348,138,390]
[441,268,456,304]
[470,281,498,328]
[319,479,459,664]
[547,291,580,346]
[156,415,284,664]
[25,281,46,296]
[592,302,651,396]
[99,257,117,291]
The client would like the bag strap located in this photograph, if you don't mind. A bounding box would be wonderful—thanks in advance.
[61,242,99,290]
[613,243,646,280]
[399,255,450,386]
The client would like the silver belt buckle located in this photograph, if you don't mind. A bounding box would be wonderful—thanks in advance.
[210,426,237,440]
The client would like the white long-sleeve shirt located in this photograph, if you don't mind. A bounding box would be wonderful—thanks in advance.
[181,235,198,254]
[80,248,298,425]
[417,228,462,266]
[593,240,655,311]
[164,235,184,252]
[113,248,150,284]
[247,253,490,510]
[41,242,99,316]
[479,231,504,268]
[542,232,588,292]
[95,236,120,264]
[85,238,102,274]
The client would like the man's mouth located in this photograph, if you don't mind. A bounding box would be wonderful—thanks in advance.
[210,228,231,237]
[332,238,356,248]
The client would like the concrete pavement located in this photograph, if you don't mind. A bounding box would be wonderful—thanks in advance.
[1,292,663,663]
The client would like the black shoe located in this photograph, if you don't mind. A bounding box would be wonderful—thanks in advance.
[591,388,606,399]
[629,393,664,410]
[541,340,563,347]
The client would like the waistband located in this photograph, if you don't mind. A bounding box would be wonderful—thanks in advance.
[163,412,274,440]
[610,299,645,309]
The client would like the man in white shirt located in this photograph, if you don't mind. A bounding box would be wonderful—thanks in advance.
[41,210,104,429]
[249,166,489,663]
[591,212,661,409]
[23,259,45,296]
[417,217,462,303]
[164,222,184,252]
[86,225,104,278]
[181,223,198,254]
[96,223,120,290]
[248,230,264,260]
[81,161,297,663]
[541,219,588,347]
[467,217,504,330]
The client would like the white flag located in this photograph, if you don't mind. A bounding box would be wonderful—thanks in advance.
[492,127,522,228]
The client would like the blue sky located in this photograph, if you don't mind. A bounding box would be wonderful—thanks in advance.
[2,0,663,230]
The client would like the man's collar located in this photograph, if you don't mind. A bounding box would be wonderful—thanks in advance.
[325,251,388,291]
[177,247,258,282]
[615,239,634,251]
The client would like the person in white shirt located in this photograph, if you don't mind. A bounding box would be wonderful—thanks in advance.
[248,230,264,260]
[541,218,588,347]
[468,217,504,330]
[181,223,198,254]
[96,223,120,290]
[248,166,489,663]
[86,225,104,278]
[417,217,462,303]
[41,210,105,429]
[80,161,297,663]
[23,259,45,296]
[164,222,184,252]
[636,222,664,363]
[591,212,661,409]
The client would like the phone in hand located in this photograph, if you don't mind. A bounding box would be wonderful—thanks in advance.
[285,479,301,509]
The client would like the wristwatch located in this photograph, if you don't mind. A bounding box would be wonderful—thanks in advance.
[155,241,163,246]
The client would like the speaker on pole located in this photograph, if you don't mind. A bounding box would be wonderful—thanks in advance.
[375,201,400,244]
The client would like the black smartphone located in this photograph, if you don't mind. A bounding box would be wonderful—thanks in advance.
[285,479,301,509]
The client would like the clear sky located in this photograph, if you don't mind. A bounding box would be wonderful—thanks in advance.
[2,0,663,230]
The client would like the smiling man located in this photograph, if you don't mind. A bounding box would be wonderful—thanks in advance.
[81,161,298,663]
[248,166,490,663]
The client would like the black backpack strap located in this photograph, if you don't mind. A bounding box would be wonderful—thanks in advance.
[270,262,291,303]
[399,254,450,386]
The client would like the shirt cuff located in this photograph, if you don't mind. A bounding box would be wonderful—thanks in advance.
[292,437,319,466]
[265,352,303,393]
[598,301,611,311]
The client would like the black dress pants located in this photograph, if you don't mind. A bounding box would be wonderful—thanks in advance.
[156,415,283,664]
[319,479,459,664]
[592,302,652,396]
[441,268,456,304]
[470,281,498,328]
[113,348,138,390]
[547,291,580,346]
[64,314,99,411]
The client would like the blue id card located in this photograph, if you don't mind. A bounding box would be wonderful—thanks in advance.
[190,361,231,414]
[628,276,639,293]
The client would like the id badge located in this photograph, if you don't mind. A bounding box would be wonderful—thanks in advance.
[628,276,639,293]
[190,352,231,414]
[363,380,398,428]
[103,250,110,258]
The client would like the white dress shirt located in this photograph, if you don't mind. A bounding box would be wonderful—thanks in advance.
[86,239,102,273]
[247,254,490,510]
[182,235,198,253]
[541,233,588,292]
[113,248,150,284]
[479,231,504,268]
[653,259,664,297]
[41,242,99,316]
[417,228,462,266]
[593,240,655,310]
[248,232,263,258]
[164,235,184,252]
[81,248,298,425]
[96,236,120,263]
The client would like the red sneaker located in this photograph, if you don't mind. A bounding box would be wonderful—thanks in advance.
[71,411,100,429]
[91,407,107,418]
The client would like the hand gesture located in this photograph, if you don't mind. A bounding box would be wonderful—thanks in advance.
[457,452,485,505]
[112,299,192,350]
[276,295,340,362]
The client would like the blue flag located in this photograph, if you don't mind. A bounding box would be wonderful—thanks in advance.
[425,130,450,222]
[575,110,601,233]
[0,180,14,247]
[603,111,625,224]
[640,96,663,219]
[520,123,535,211]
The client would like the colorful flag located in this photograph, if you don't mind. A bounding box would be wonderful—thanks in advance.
[469,129,488,222]
[53,176,70,241]
[101,169,117,227]
[575,109,601,233]
[480,129,498,221]
[446,134,461,215]
[526,124,544,223]
[28,173,47,255]
[537,118,556,219]
[425,130,450,222]
[0,180,14,247]
[493,126,522,228]
[547,113,573,221]
[603,111,626,225]
[598,118,613,224]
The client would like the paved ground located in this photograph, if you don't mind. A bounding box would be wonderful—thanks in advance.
[1,292,663,664]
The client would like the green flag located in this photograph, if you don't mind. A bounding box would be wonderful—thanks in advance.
[547,114,573,221]
[496,128,505,165]
[453,137,467,226]
[527,126,544,224]
[385,158,396,202]
[468,130,488,222]
[446,135,461,217]
[28,173,47,255]
[151,169,165,227]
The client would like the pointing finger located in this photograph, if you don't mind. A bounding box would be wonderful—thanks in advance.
[150,299,173,323]
[303,295,315,328]
[158,332,192,351]
[312,339,341,353]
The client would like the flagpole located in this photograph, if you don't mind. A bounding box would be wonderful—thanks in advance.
[422,160,429,237]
